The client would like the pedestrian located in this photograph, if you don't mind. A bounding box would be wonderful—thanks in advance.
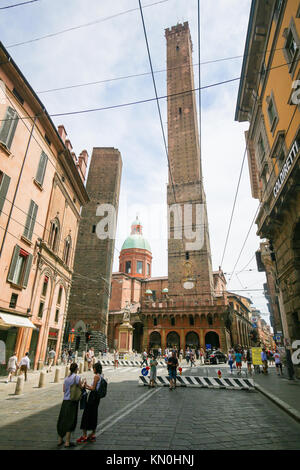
[195,349,200,360]
[113,349,119,369]
[190,352,196,367]
[47,348,56,372]
[6,352,18,383]
[167,351,178,390]
[19,352,30,381]
[77,362,104,443]
[149,355,158,388]
[62,349,68,366]
[68,349,73,364]
[273,349,283,376]
[185,349,190,365]
[246,349,252,375]
[235,350,242,374]
[158,347,162,358]
[141,350,148,366]
[57,362,85,448]
[268,350,274,366]
[179,348,183,363]
[200,347,205,365]
[228,350,234,373]
[261,348,268,375]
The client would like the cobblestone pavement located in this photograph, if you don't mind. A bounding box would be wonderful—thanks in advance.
[0,364,299,450]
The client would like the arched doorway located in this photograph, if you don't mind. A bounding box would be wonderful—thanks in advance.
[205,331,220,349]
[133,323,143,353]
[185,331,200,349]
[149,331,161,355]
[166,331,180,350]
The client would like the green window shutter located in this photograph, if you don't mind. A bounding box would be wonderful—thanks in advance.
[0,173,11,214]
[7,245,21,283]
[22,253,33,288]
[23,200,38,240]
[35,151,48,186]
[0,107,18,149]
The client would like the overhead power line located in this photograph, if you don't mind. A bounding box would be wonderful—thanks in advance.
[0,0,40,10]
[6,0,170,48]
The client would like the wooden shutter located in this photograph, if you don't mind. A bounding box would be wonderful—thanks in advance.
[7,245,21,283]
[0,172,11,214]
[22,253,33,288]
[35,151,48,185]
[0,107,18,149]
[23,200,38,240]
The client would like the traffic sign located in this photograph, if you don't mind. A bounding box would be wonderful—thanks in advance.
[206,344,211,350]
[141,367,149,376]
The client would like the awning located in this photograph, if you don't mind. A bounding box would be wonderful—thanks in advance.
[0,312,36,329]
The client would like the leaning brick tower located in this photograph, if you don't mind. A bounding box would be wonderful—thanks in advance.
[67,148,122,352]
[165,22,214,304]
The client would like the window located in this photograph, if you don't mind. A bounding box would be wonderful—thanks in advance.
[189,315,194,326]
[147,263,150,276]
[63,236,71,265]
[152,290,156,301]
[7,245,33,288]
[57,286,63,305]
[271,132,286,162]
[35,152,48,187]
[42,276,49,297]
[171,316,175,326]
[153,317,157,327]
[125,261,131,274]
[185,252,190,260]
[0,106,19,150]
[137,261,143,274]
[55,308,60,323]
[38,301,44,318]
[266,94,278,132]
[0,171,10,215]
[257,134,265,161]
[286,31,297,60]
[92,225,96,233]
[283,19,300,76]
[23,200,38,241]
[49,218,60,252]
[9,293,18,309]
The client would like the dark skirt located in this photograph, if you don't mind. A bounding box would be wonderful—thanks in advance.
[57,400,79,438]
[80,391,100,431]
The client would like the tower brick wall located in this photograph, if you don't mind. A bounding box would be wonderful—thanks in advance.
[66,148,122,352]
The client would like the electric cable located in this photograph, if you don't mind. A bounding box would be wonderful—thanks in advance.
[0,0,40,10]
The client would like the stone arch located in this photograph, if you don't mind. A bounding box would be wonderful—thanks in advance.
[166,331,180,350]
[205,331,220,349]
[185,331,200,349]
[149,331,161,350]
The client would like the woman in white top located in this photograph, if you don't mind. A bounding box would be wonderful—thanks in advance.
[6,353,18,383]
[57,363,85,448]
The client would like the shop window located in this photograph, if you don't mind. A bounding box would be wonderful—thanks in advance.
[9,293,18,309]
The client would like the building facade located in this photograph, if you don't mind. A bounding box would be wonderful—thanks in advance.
[235,0,300,375]
[0,42,89,373]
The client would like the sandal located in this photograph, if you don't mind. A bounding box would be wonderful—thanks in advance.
[87,434,96,442]
[76,436,88,444]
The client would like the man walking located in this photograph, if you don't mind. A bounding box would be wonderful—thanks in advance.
[273,349,283,376]
[19,352,30,381]
[167,351,178,390]
[47,348,56,373]
[261,348,268,375]
[141,350,148,367]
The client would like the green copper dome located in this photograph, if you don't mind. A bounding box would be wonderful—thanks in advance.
[121,234,151,252]
[121,216,151,252]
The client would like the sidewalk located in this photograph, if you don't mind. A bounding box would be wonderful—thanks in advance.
[253,366,300,423]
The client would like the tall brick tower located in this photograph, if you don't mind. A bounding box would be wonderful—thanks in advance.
[165,22,214,304]
[66,148,122,352]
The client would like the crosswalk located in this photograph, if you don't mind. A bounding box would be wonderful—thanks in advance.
[138,375,255,391]
[100,359,168,367]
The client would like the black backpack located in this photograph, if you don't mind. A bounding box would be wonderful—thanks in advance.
[96,376,107,399]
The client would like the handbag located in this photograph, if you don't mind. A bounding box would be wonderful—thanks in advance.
[70,376,82,402]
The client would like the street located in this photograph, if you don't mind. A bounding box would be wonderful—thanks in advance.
[0,364,299,451]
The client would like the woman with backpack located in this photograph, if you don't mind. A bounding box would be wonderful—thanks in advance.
[57,363,85,448]
[77,362,105,444]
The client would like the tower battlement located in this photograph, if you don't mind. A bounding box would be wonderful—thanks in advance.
[165,21,189,37]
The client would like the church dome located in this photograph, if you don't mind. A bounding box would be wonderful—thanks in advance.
[121,217,151,252]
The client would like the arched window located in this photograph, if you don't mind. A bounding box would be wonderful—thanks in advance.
[49,218,60,253]
[63,236,72,265]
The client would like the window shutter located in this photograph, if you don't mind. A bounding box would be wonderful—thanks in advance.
[0,173,11,214]
[35,151,48,185]
[7,245,21,283]
[22,253,33,288]
[0,107,18,149]
[24,200,38,240]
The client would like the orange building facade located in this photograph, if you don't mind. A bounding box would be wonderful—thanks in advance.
[0,41,89,373]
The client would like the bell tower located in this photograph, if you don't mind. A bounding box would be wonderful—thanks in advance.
[165,22,214,304]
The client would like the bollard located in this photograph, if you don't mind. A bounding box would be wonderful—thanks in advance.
[54,368,60,383]
[38,371,46,388]
[15,376,24,395]
[79,362,84,374]
[65,365,69,378]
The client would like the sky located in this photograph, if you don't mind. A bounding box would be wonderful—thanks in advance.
[0,0,272,324]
